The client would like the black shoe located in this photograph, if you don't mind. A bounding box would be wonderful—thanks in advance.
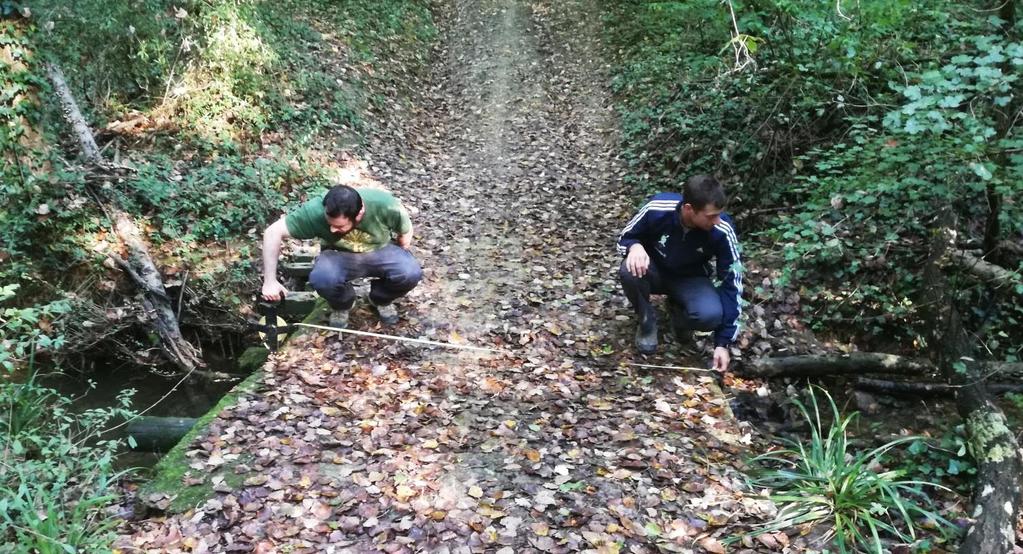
[667,300,692,343]
[635,311,657,354]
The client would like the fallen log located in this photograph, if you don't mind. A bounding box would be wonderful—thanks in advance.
[925,214,1021,554]
[997,240,1022,257]
[112,213,203,372]
[126,416,197,452]
[736,353,1023,379]
[735,352,934,378]
[43,62,101,162]
[855,377,1023,397]
[950,249,1021,290]
[43,61,203,375]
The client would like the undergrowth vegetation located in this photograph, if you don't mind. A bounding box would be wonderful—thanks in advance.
[34,0,435,143]
[2,1,436,550]
[0,365,136,551]
[605,0,1022,547]
[605,0,1022,356]
[1,0,436,372]
[743,387,953,552]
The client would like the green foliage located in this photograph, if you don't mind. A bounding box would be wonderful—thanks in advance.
[0,284,70,372]
[1,0,436,370]
[1,19,49,261]
[741,386,954,552]
[896,429,977,495]
[33,0,436,144]
[114,155,328,244]
[607,0,1022,351]
[0,20,75,372]
[766,29,1023,350]
[606,0,963,195]
[0,371,135,552]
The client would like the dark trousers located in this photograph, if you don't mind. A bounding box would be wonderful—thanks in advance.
[308,245,423,310]
[619,261,722,332]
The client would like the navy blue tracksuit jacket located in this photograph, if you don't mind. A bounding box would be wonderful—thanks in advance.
[616,192,743,347]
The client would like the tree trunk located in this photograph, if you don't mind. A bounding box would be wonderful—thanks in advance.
[855,377,1023,397]
[924,213,1021,554]
[736,352,933,378]
[983,0,1018,261]
[113,213,203,372]
[42,63,102,163]
[950,249,1021,290]
[42,61,204,375]
[735,353,1023,379]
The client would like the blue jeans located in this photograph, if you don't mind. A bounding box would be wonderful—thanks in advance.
[308,245,423,310]
[618,260,722,332]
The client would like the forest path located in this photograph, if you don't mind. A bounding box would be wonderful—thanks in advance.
[121,1,766,551]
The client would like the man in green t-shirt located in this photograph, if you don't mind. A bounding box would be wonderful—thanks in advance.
[261,185,422,327]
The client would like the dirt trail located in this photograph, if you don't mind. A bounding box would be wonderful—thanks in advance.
[121,1,767,551]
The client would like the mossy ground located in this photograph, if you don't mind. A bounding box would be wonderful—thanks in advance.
[137,299,329,514]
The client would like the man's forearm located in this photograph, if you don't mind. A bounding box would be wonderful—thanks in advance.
[262,228,283,283]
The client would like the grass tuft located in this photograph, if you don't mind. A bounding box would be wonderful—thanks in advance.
[737,386,956,553]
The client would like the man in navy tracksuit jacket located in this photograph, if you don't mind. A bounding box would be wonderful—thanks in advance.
[616,175,743,371]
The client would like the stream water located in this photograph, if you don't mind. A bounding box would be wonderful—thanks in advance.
[34,334,251,467]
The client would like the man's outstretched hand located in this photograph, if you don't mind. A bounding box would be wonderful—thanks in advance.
[712,346,730,373]
[625,244,650,278]
[262,279,288,302]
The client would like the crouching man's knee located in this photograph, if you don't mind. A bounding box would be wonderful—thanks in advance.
[395,259,423,288]
[308,257,346,292]
[618,261,640,285]
[690,303,723,331]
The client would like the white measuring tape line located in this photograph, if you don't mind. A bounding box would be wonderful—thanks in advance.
[294,322,507,354]
[623,362,718,373]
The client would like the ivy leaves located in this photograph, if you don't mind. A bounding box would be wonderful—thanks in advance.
[885,35,1020,140]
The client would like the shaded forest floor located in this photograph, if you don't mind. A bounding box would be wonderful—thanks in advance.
[118,0,778,551]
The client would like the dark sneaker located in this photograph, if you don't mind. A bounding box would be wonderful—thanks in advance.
[635,315,657,355]
[371,300,399,326]
[329,308,350,330]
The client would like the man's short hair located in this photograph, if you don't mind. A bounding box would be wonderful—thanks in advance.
[682,175,726,210]
[323,185,363,219]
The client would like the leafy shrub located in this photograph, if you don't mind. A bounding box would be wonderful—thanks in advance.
[0,371,135,552]
[605,0,962,197]
[0,285,70,372]
[742,386,953,552]
[767,30,1023,351]
[606,0,1022,351]
[898,430,977,496]
[113,155,324,244]
[0,19,75,372]
[33,0,436,144]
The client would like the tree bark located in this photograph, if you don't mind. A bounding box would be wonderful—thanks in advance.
[42,61,204,375]
[855,377,1023,397]
[735,353,1023,379]
[997,240,1022,257]
[925,214,1021,554]
[983,0,1018,261]
[42,62,102,163]
[113,213,203,372]
[950,250,1021,290]
[735,352,934,378]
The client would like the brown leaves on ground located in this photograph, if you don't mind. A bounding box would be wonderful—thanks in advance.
[123,335,773,552]
[119,0,784,551]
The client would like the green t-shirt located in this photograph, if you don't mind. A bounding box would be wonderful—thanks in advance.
[285,188,412,253]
